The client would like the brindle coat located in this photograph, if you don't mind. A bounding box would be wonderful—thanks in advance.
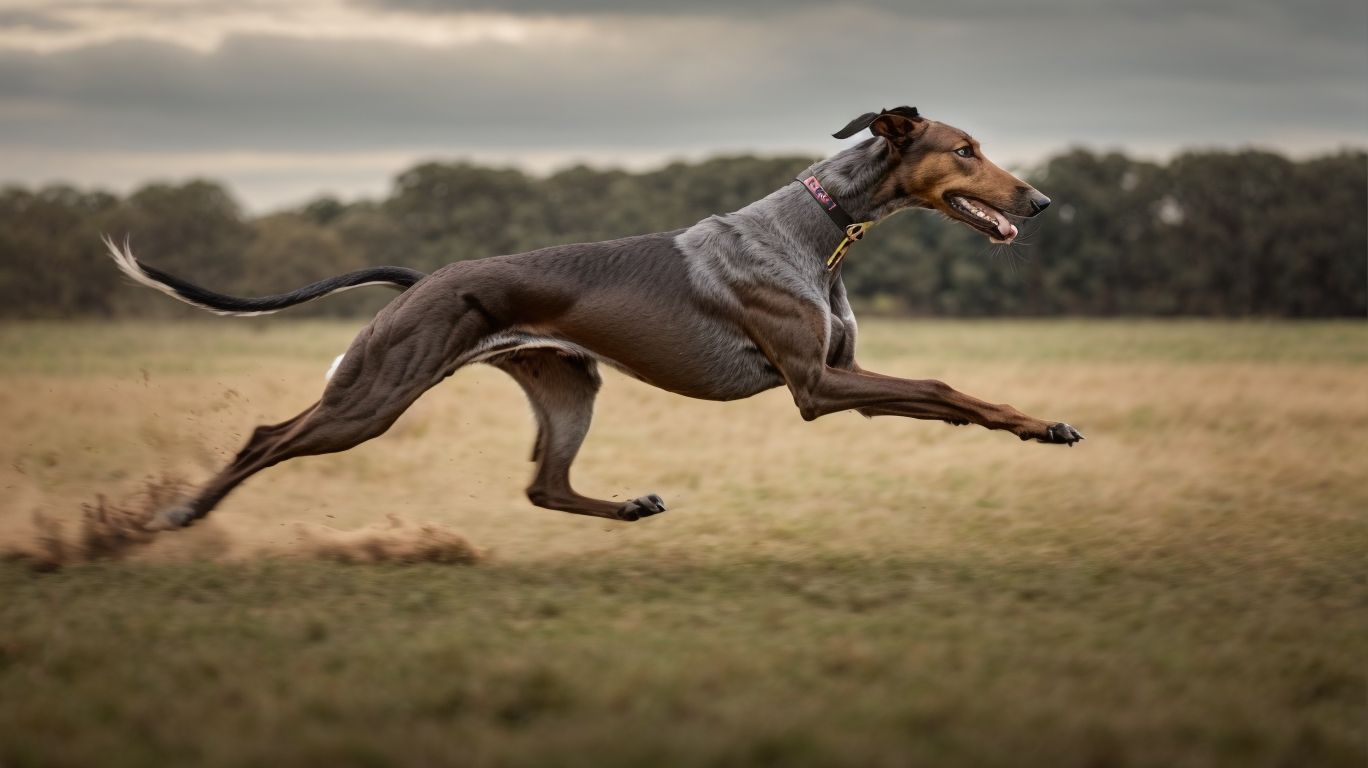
[110,107,1082,527]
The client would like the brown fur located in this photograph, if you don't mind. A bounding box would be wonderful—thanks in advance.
[871,114,1047,233]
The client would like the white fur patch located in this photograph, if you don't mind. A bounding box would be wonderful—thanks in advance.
[102,235,253,316]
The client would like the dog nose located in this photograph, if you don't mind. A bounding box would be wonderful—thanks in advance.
[1029,194,1052,215]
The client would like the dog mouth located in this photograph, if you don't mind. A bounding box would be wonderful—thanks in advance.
[945,194,1018,244]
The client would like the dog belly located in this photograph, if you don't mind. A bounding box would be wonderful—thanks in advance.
[603,332,784,401]
[475,327,783,402]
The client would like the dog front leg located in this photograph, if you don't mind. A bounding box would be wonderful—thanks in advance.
[746,303,1081,444]
[790,366,1082,445]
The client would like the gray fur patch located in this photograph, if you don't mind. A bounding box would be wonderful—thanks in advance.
[674,137,898,359]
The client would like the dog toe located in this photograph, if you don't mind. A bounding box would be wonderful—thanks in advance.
[1040,422,1084,445]
[615,494,667,521]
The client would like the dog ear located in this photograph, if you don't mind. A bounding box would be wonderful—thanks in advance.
[832,111,880,139]
[870,107,924,145]
[832,106,924,142]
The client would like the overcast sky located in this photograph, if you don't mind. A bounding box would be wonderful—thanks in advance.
[1,0,1364,212]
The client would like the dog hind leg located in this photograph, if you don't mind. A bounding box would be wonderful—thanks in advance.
[494,350,666,522]
[150,294,495,528]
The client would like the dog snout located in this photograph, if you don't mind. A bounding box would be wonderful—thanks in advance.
[1028,192,1052,216]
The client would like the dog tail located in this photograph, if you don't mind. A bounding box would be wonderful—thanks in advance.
[103,235,427,317]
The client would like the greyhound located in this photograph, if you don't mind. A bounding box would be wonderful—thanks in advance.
[106,106,1082,528]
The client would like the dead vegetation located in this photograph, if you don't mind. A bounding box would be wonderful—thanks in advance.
[4,478,482,570]
[4,475,188,570]
[291,514,483,565]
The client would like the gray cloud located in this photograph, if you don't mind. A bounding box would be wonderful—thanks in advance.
[0,8,76,31]
[0,1,1363,210]
[354,0,1368,43]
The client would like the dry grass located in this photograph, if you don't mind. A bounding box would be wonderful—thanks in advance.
[6,475,191,570]
[0,318,1365,767]
[295,514,483,565]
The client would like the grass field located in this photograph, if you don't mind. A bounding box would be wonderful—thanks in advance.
[1,319,1365,767]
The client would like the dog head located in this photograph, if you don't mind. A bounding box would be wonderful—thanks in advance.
[835,107,1051,244]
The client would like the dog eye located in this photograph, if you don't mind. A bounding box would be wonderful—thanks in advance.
[954,147,974,158]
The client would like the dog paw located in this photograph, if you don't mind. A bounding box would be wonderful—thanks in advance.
[143,503,196,531]
[615,494,667,521]
[1037,422,1084,446]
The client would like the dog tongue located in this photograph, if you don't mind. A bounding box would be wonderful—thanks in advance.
[990,208,1017,242]
[990,208,1023,240]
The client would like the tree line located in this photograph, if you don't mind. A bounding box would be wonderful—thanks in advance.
[1,148,1363,319]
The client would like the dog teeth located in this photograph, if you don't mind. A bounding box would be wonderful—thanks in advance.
[956,197,996,223]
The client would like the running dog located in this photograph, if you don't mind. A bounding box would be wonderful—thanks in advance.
[106,106,1081,528]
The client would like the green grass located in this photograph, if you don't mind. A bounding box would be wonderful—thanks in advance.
[4,551,1363,768]
[1,319,1366,767]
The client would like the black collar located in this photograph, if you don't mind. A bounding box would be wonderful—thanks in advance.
[794,175,874,271]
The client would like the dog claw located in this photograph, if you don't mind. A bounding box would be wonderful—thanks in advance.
[615,493,667,521]
[1040,422,1084,446]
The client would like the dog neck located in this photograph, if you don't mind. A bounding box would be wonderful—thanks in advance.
[749,139,900,267]
[800,138,898,224]
[674,138,903,287]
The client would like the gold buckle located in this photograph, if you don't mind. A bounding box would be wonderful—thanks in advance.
[826,221,873,271]
[845,222,870,241]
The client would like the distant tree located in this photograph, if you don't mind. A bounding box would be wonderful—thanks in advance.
[300,197,348,226]
[100,181,252,317]
[331,202,416,269]
[1278,153,1366,316]
[241,213,375,317]
[385,163,538,270]
[0,186,119,317]
[0,150,1362,320]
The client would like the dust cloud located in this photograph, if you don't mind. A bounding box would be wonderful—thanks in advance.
[2,476,482,571]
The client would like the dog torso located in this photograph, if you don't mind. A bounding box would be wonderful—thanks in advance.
[423,182,858,403]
